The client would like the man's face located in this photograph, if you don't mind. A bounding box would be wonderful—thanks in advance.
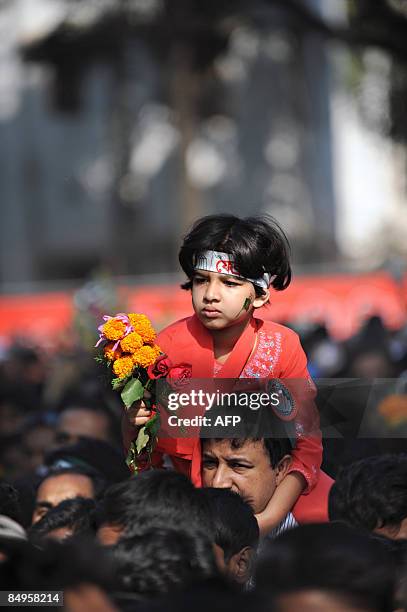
[32,473,95,524]
[55,408,110,446]
[191,271,268,331]
[202,439,291,513]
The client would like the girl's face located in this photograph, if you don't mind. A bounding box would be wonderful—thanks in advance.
[191,270,268,330]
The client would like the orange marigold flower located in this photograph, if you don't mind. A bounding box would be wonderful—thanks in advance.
[151,344,162,358]
[104,343,122,362]
[128,313,150,326]
[103,319,127,341]
[120,331,143,353]
[128,313,156,344]
[132,345,160,368]
[113,356,134,379]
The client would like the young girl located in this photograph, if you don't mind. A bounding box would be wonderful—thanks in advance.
[123,214,326,534]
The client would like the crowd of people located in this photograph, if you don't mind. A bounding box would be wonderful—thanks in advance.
[1,213,407,611]
[0,316,406,611]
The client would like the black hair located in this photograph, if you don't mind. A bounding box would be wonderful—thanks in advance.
[100,470,213,538]
[199,488,259,562]
[0,539,116,594]
[28,497,97,542]
[256,522,396,612]
[110,527,217,597]
[328,454,407,533]
[0,482,23,525]
[179,214,291,296]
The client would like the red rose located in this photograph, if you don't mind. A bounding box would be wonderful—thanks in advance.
[168,363,192,389]
[147,354,171,379]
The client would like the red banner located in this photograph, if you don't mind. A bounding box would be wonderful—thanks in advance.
[0,272,405,347]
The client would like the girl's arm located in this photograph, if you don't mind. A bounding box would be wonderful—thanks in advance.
[279,330,322,492]
[255,472,306,536]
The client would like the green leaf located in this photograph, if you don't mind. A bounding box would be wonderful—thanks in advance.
[135,426,150,454]
[145,413,160,438]
[121,378,144,408]
[112,376,129,390]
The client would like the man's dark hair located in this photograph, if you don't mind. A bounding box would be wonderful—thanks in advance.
[256,522,396,612]
[100,470,212,538]
[179,214,291,296]
[199,489,259,562]
[28,497,97,542]
[328,454,407,533]
[111,527,217,597]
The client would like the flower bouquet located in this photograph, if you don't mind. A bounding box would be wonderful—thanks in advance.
[95,312,191,472]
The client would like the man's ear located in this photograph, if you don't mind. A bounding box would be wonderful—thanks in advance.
[252,289,270,309]
[275,454,292,486]
[227,546,256,585]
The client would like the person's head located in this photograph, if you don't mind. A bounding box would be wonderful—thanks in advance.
[55,406,115,447]
[45,437,129,486]
[111,527,217,598]
[0,396,26,437]
[20,418,55,473]
[0,538,116,594]
[179,214,291,331]
[32,468,104,525]
[202,437,292,513]
[329,454,407,539]
[256,522,396,612]
[97,470,212,546]
[199,488,259,586]
[29,497,97,542]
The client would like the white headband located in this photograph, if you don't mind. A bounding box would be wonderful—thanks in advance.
[194,250,273,290]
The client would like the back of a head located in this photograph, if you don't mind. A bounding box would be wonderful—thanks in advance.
[102,470,212,537]
[329,454,407,536]
[0,538,115,593]
[199,488,259,561]
[256,522,396,612]
[111,526,217,598]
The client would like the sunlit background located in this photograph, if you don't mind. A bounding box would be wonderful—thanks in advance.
[0,0,406,345]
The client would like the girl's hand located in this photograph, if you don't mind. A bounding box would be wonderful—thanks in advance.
[126,390,152,428]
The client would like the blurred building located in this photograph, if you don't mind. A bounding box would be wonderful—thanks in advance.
[0,0,406,289]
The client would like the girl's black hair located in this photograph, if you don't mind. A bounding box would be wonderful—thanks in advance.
[179,214,291,296]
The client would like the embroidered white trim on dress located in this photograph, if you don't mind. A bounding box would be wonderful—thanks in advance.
[241,330,282,378]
